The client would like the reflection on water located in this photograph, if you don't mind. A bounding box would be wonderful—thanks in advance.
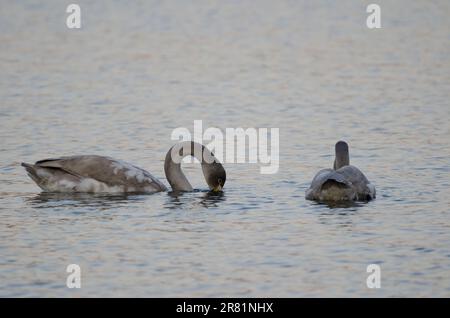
[165,190,226,210]
[1,0,450,297]
[312,200,366,209]
[26,192,133,207]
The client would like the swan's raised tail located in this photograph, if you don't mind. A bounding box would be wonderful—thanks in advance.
[21,162,53,191]
[21,162,40,183]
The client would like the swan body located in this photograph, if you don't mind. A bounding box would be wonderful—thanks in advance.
[22,156,167,193]
[306,141,376,202]
[22,141,226,193]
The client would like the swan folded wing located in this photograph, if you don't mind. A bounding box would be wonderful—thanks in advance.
[336,165,375,200]
[309,169,352,189]
[35,155,167,192]
[336,165,369,184]
[306,169,353,200]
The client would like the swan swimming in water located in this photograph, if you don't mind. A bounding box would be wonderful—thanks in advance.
[306,141,376,202]
[21,141,226,193]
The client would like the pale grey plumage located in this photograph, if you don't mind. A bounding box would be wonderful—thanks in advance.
[22,155,167,193]
[306,141,376,202]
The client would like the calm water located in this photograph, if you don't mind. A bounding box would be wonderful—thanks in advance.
[1,1,449,297]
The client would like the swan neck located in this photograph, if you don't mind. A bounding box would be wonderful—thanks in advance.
[164,155,193,192]
[164,141,216,191]
[334,153,350,170]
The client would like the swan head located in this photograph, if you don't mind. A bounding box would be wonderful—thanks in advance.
[334,140,350,170]
[202,160,226,192]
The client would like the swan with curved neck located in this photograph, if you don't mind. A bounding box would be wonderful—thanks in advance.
[164,141,226,192]
[21,141,226,193]
[306,141,376,202]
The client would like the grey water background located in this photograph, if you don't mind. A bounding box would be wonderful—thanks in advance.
[0,0,449,297]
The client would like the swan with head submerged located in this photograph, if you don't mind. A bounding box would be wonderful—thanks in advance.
[21,141,226,193]
[306,141,376,202]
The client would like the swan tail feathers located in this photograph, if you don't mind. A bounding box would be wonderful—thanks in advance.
[21,162,45,188]
[311,175,356,201]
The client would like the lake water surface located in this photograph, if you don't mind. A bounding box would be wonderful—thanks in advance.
[0,0,449,297]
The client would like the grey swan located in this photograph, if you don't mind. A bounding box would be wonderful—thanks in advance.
[21,141,226,193]
[306,141,376,202]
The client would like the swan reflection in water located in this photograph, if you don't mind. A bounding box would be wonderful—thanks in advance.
[313,200,367,209]
[24,192,135,212]
[311,199,372,229]
[165,189,226,210]
[25,189,226,211]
